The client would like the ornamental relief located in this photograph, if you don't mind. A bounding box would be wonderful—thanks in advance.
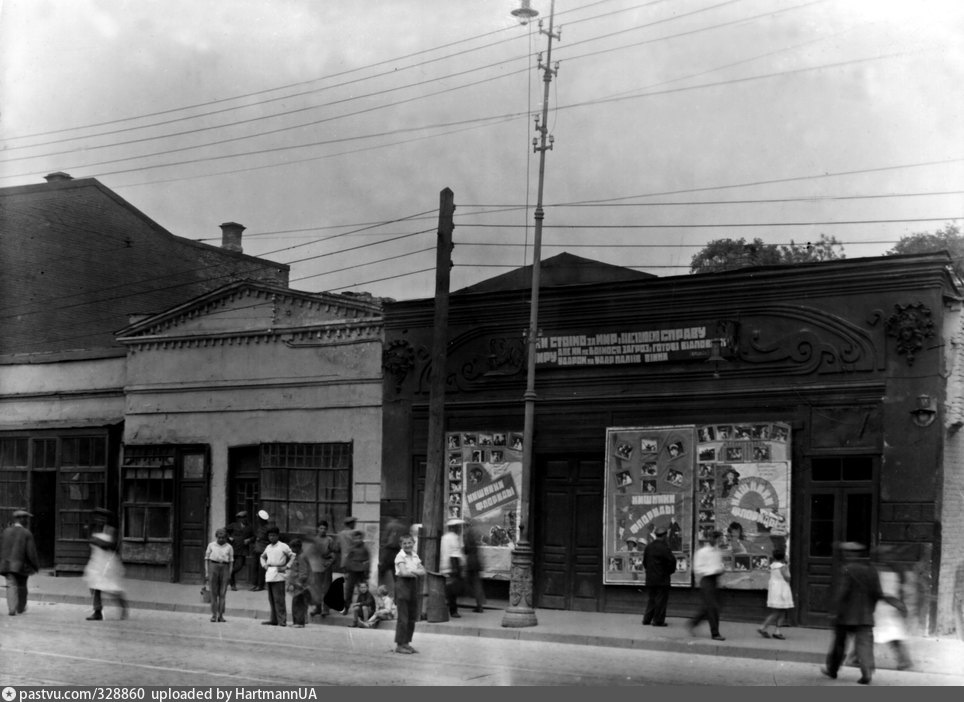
[413,329,526,395]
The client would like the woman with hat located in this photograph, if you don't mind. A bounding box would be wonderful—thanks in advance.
[84,510,128,621]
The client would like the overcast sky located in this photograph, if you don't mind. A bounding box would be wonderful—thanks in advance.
[2,0,963,301]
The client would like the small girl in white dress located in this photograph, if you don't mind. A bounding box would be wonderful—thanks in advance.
[758,548,794,640]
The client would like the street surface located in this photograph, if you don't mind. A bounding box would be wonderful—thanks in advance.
[1,601,961,686]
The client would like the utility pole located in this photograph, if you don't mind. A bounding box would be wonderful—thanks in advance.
[421,187,455,619]
[503,0,560,629]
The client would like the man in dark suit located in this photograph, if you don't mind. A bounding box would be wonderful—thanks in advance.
[0,509,40,616]
[641,526,677,626]
[821,542,903,685]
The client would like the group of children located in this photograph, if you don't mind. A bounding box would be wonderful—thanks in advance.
[205,523,424,655]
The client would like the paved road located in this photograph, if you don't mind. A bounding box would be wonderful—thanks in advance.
[2,602,961,687]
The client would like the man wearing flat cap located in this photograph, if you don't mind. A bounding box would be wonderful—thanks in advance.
[1,510,40,616]
[641,525,677,626]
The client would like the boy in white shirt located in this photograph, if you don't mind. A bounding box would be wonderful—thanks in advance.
[260,526,294,626]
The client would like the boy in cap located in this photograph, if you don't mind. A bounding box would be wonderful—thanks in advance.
[0,509,40,616]
[641,525,677,626]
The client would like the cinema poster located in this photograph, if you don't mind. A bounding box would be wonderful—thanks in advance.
[604,426,695,587]
[605,422,791,590]
[696,422,791,589]
[445,431,523,580]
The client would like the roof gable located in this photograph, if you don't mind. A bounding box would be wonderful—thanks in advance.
[455,252,654,294]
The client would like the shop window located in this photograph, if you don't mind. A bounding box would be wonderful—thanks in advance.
[31,438,57,469]
[122,447,175,542]
[58,436,108,540]
[259,443,351,534]
[0,438,28,523]
[811,456,873,482]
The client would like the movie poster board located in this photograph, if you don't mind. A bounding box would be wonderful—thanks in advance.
[445,430,523,580]
[696,422,792,589]
[604,426,695,587]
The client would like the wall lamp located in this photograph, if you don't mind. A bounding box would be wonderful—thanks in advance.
[910,394,937,427]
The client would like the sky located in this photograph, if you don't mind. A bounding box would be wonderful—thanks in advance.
[2,0,963,302]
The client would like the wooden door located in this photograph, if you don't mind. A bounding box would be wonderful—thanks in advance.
[177,450,209,582]
[535,456,603,611]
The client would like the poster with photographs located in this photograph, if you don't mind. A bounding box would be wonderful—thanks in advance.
[696,422,791,590]
[445,431,523,580]
[604,426,694,586]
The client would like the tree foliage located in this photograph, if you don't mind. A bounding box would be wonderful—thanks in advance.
[689,234,844,274]
[886,223,964,279]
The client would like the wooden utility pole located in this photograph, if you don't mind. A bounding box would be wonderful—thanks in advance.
[420,187,455,616]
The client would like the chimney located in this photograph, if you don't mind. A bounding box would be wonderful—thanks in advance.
[219,222,245,253]
[44,172,73,182]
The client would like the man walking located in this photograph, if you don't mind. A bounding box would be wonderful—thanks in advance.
[1,509,40,616]
[641,525,676,626]
[821,542,903,685]
[688,530,725,640]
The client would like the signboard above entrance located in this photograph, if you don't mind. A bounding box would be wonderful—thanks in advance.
[536,322,735,367]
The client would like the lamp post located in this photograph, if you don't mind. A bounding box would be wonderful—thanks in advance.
[503,0,560,629]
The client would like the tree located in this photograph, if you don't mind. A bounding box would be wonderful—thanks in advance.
[689,234,844,274]
[887,223,964,279]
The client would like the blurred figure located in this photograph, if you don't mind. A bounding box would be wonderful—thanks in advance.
[249,510,270,591]
[84,509,128,621]
[872,545,913,670]
[687,530,725,641]
[820,542,904,685]
[0,509,39,616]
[641,526,676,626]
[226,510,253,591]
[334,516,358,609]
[203,527,233,623]
[440,518,465,618]
[304,520,336,617]
[463,521,486,613]
[342,528,371,614]
[378,516,408,595]
[758,548,793,639]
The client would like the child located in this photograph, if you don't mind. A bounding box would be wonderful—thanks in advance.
[349,581,376,627]
[204,527,234,623]
[758,548,794,639]
[393,534,425,654]
[286,538,311,628]
[366,584,397,628]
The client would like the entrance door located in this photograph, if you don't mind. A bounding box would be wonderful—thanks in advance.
[535,456,603,611]
[799,455,876,626]
[177,451,208,582]
[30,471,56,568]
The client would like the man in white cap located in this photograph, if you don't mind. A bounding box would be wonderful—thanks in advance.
[440,518,465,618]
[0,509,40,616]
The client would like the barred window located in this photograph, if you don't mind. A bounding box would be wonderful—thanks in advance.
[121,446,175,542]
[259,443,352,534]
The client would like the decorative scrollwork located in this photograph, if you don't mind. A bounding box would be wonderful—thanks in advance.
[382,339,415,392]
[885,302,934,366]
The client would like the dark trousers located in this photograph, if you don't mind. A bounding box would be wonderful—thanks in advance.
[445,574,462,614]
[266,581,287,625]
[308,570,333,614]
[91,588,129,617]
[827,624,874,681]
[250,553,266,589]
[291,590,309,626]
[394,576,419,646]
[5,574,28,614]
[690,575,721,636]
[643,585,670,625]
[208,563,230,617]
[230,555,246,587]
[344,570,365,607]
[466,570,485,609]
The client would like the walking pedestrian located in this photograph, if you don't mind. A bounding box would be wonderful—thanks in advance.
[687,530,725,640]
[249,510,270,591]
[226,510,253,591]
[440,518,465,618]
[204,527,233,623]
[641,526,676,626]
[393,534,425,654]
[758,548,794,639]
[83,508,127,621]
[260,525,294,626]
[871,545,913,670]
[378,516,407,595]
[820,542,904,685]
[463,521,486,613]
[0,509,40,616]
[334,516,358,609]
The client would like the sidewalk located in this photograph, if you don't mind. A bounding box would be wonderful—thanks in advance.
[16,572,964,679]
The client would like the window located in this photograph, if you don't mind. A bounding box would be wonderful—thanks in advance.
[121,447,175,542]
[811,456,873,482]
[259,443,352,533]
[0,438,28,523]
[59,436,108,539]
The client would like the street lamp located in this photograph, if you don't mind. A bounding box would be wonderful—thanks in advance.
[503,0,560,629]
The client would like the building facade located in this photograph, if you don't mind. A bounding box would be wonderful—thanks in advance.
[381,252,964,635]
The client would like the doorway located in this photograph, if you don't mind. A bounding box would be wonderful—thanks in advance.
[535,456,603,611]
[798,455,876,626]
[30,471,56,568]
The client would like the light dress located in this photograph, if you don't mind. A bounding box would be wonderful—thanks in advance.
[766,561,794,609]
[873,569,907,644]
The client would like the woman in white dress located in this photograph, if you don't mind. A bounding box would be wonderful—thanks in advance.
[758,548,793,639]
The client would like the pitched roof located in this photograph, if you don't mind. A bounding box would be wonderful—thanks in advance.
[0,176,289,361]
[455,252,655,294]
